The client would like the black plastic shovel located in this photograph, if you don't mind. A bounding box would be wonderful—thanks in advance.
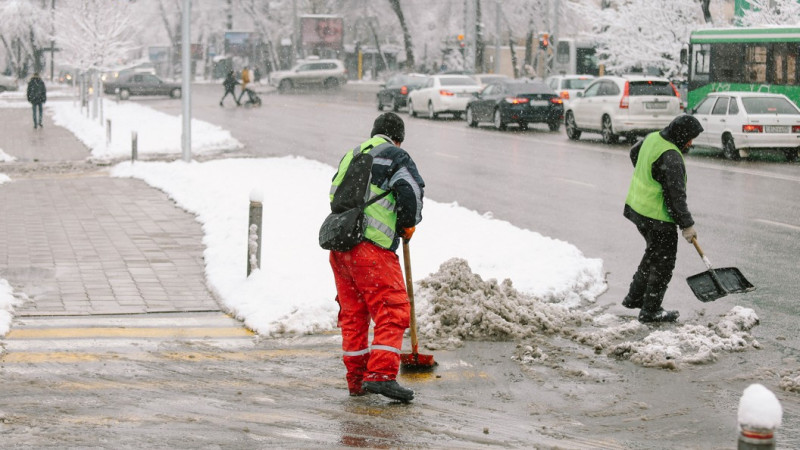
[686,237,755,302]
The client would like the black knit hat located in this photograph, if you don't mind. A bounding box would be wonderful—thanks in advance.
[371,112,405,143]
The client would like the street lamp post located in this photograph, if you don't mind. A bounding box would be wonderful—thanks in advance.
[181,0,191,162]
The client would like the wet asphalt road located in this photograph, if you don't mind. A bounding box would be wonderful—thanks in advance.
[1,83,798,449]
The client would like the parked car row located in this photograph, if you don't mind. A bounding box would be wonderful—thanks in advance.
[379,73,565,133]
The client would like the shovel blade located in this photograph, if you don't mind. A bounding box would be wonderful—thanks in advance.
[687,267,755,303]
[400,352,437,372]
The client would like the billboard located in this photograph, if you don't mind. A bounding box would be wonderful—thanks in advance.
[225,32,253,57]
[300,15,344,53]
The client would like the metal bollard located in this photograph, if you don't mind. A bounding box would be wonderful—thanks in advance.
[131,131,138,162]
[106,119,111,145]
[247,190,263,276]
[737,384,782,450]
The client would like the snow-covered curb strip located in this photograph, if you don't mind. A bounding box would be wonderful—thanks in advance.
[49,99,243,159]
[0,279,21,336]
[111,158,607,337]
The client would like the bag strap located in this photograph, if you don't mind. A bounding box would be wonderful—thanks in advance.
[363,189,391,209]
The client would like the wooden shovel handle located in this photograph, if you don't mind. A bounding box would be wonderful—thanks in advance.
[402,239,419,353]
[691,236,705,258]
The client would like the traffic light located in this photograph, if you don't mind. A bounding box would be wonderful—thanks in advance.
[457,33,465,48]
[539,33,549,51]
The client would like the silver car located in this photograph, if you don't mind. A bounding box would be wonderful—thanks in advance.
[270,58,347,92]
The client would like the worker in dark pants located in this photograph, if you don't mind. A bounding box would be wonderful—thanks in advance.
[622,115,704,323]
[219,70,240,107]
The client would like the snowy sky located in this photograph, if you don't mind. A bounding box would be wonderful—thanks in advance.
[0,85,771,377]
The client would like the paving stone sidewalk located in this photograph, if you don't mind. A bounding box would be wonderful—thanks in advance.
[0,106,220,316]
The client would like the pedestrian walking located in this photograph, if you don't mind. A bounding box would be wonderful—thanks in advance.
[27,72,47,129]
[236,66,251,105]
[622,115,704,323]
[219,70,240,107]
[328,112,425,402]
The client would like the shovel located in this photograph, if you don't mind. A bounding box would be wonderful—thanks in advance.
[399,239,436,371]
[686,237,755,302]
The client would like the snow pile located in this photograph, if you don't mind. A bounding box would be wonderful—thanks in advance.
[603,306,760,369]
[738,383,783,430]
[779,369,800,393]
[0,148,17,162]
[48,99,242,159]
[0,279,22,336]
[415,259,760,370]
[0,173,10,185]
[415,258,591,348]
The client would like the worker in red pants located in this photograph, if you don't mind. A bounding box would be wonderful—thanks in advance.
[327,113,424,402]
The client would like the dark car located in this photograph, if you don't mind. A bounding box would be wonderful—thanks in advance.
[465,80,564,131]
[103,72,182,100]
[376,74,428,111]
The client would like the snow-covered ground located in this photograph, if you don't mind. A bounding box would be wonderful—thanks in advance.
[0,92,764,371]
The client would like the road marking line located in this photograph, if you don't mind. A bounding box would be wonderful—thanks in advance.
[5,327,255,339]
[754,218,800,231]
[551,177,596,188]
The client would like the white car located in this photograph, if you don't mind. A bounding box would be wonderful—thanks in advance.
[690,92,800,162]
[544,74,595,107]
[406,74,482,119]
[564,75,683,144]
[0,74,18,92]
[269,58,347,92]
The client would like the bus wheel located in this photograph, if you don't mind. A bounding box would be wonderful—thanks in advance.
[784,148,799,162]
[723,136,741,161]
[565,112,581,140]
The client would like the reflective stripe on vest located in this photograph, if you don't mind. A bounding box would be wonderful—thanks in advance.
[329,136,398,249]
[625,133,686,223]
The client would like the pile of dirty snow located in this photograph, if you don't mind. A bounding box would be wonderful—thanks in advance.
[415,260,761,370]
[780,369,800,393]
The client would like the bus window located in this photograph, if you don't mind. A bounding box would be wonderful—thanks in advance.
[711,44,742,82]
[693,44,710,76]
[772,43,798,85]
[744,45,767,83]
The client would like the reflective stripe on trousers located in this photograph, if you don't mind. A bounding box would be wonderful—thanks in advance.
[331,241,410,387]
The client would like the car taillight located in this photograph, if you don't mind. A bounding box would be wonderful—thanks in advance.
[400,85,408,95]
[742,125,763,133]
[550,97,563,105]
[439,90,455,96]
[792,125,800,133]
[669,82,684,110]
[619,81,629,109]
[560,90,569,99]
[504,97,530,104]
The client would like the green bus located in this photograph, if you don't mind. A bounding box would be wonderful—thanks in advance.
[687,27,800,110]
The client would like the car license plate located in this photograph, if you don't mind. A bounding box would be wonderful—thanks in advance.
[765,125,789,133]
[645,102,667,110]
[531,100,548,106]
[457,92,472,97]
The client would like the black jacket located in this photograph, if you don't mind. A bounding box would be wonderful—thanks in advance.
[222,72,238,91]
[27,76,47,104]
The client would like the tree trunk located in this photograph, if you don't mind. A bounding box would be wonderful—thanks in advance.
[509,37,519,78]
[475,0,484,72]
[699,0,712,23]
[388,0,415,70]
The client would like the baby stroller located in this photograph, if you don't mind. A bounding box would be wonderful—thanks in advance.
[241,88,262,107]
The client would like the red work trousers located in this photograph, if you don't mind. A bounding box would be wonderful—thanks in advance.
[330,241,410,394]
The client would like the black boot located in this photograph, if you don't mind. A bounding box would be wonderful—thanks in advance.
[639,308,679,323]
[362,380,414,402]
[622,295,643,309]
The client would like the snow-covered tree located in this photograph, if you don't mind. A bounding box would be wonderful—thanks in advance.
[567,0,706,78]
[0,0,51,78]
[738,0,800,26]
[54,0,140,73]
